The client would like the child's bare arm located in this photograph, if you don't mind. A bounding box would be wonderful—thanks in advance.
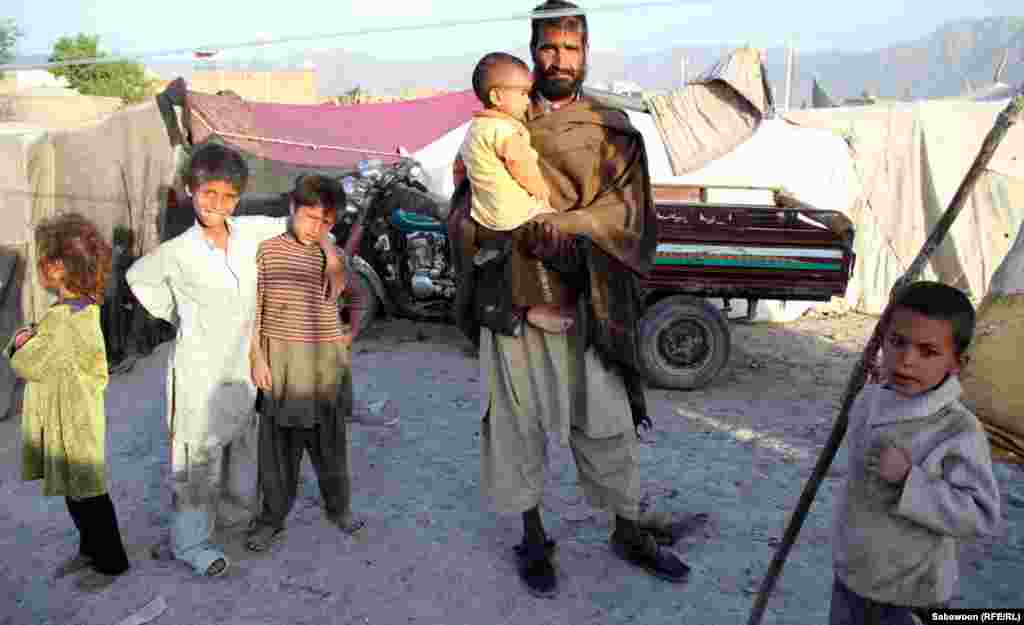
[892,427,1001,538]
[250,249,272,391]
[500,130,551,204]
[125,244,176,322]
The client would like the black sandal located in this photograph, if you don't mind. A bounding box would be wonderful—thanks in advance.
[513,539,558,598]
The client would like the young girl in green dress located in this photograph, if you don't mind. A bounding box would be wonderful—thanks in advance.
[5,213,130,591]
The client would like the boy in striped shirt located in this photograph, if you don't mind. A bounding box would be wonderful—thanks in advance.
[246,175,363,552]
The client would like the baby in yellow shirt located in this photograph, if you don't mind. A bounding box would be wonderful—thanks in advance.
[460,52,573,334]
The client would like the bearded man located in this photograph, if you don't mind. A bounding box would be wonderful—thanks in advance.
[450,0,692,598]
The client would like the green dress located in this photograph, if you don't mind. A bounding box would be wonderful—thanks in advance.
[5,304,109,498]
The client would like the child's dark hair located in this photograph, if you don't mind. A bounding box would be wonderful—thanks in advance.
[893,281,976,354]
[472,52,531,107]
[185,142,249,193]
[530,0,588,51]
[290,174,345,218]
[35,213,113,304]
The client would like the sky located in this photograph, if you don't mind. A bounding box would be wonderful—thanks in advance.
[6,0,1022,66]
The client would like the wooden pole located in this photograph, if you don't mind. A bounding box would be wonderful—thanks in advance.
[746,94,1024,625]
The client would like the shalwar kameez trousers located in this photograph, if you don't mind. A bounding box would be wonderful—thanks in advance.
[254,337,354,538]
[480,324,640,520]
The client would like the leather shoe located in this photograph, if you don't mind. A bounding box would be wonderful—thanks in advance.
[610,531,690,583]
[514,539,558,598]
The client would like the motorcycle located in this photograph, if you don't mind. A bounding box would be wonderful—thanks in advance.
[336,157,453,337]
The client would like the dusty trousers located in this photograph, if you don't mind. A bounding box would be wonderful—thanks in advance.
[479,325,639,519]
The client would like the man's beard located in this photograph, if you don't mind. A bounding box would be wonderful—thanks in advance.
[535,62,587,101]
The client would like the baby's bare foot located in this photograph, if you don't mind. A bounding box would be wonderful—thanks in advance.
[527,307,575,334]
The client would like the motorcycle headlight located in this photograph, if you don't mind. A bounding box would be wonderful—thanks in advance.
[358,159,383,179]
[342,176,356,196]
[345,202,359,214]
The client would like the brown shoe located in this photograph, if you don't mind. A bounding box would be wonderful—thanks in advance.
[328,514,366,535]
[610,532,691,583]
[639,511,710,547]
[245,524,285,552]
[74,570,119,593]
[54,554,93,579]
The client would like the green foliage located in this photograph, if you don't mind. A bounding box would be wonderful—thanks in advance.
[48,33,151,103]
[0,18,23,79]
[836,123,858,147]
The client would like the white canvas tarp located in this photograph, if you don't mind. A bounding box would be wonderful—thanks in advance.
[960,216,1024,464]
[0,103,177,420]
[785,99,1024,314]
[0,126,48,421]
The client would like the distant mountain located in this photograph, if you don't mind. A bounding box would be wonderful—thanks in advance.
[146,16,1024,102]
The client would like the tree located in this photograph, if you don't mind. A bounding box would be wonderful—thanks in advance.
[0,18,23,79]
[48,34,152,103]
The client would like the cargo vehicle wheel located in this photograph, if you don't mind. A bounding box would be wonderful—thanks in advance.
[639,295,731,390]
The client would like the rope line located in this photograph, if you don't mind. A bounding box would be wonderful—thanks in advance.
[189,107,402,158]
[1,1,706,72]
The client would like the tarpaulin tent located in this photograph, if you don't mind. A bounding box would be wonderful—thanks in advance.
[0,102,179,419]
[0,93,122,129]
[158,78,481,195]
[785,99,1024,314]
[0,103,173,420]
[0,124,45,421]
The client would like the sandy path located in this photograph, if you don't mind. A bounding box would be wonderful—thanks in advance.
[2,312,1021,625]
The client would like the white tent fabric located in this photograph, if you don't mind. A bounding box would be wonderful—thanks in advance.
[417,114,861,218]
[413,113,854,322]
[0,124,48,421]
[633,114,861,214]
[786,99,1024,314]
[412,120,470,199]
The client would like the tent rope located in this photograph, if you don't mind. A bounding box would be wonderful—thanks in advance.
[189,108,401,159]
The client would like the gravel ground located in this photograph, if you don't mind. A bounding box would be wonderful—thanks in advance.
[1,311,1021,625]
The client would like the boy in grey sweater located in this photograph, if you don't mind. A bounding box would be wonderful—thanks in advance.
[831,281,1001,625]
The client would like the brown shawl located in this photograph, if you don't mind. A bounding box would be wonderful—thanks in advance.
[525,97,657,276]
[525,97,657,377]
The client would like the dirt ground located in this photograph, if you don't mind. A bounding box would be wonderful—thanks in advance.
[2,310,1022,625]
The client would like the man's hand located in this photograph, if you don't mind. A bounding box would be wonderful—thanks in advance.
[523,218,567,261]
[338,333,353,347]
[877,445,912,484]
[13,328,34,350]
[522,218,584,275]
[251,353,272,391]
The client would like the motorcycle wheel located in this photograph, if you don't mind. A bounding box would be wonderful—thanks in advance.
[344,271,379,339]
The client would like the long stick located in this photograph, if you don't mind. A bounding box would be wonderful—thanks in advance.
[746,94,1024,625]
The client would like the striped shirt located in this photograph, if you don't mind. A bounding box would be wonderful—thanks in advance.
[255,233,346,343]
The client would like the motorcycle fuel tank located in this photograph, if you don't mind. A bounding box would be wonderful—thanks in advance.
[389,208,445,234]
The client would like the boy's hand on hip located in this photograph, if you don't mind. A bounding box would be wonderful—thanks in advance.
[251,357,273,391]
[325,261,346,300]
[878,445,912,484]
[320,233,346,300]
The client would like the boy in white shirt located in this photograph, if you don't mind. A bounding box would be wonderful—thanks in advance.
[127,143,345,577]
